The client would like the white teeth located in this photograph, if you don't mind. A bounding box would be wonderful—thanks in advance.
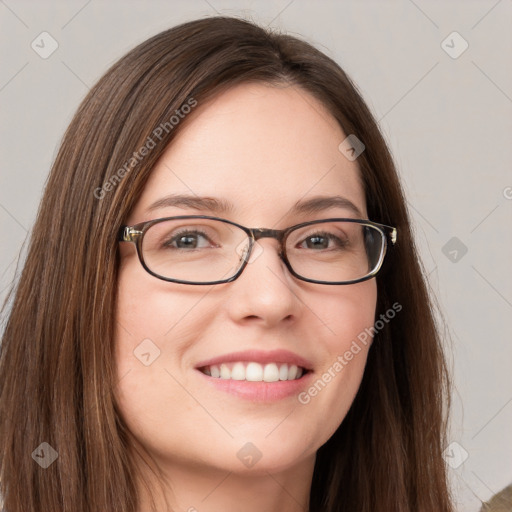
[231,362,245,380]
[203,362,305,382]
[220,363,231,380]
[287,364,298,380]
[263,363,280,382]
[246,362,263,381]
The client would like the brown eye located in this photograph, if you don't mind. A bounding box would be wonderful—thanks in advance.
[164,230,213,250]
[298,231,348,250]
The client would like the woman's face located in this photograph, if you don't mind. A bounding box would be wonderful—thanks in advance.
[115,83,377,477]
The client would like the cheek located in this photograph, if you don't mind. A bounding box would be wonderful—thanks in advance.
[113,257,221,441]
[298,280,377,438]
[114,253,196,362]
[113,258,180,415]
[320,279,377,353]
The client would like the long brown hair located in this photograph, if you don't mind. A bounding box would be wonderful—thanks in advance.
[0,15,453,512]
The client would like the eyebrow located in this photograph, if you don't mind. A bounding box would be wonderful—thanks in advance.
[146,194,364,218]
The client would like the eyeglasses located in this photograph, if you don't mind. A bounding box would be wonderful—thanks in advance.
[118,215,397,285]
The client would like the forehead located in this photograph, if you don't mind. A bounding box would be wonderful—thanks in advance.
[130,83,366,224]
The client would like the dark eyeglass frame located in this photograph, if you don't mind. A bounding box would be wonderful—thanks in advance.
[118,215,397,285]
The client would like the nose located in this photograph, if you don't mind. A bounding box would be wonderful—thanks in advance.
[225,237,302,327]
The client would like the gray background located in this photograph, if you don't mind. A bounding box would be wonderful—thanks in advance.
[1,1,511,510]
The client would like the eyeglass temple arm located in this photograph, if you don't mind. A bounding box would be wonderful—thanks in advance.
[388,227,397,245]
[118,226,142,243]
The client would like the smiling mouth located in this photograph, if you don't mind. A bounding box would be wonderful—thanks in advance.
[198,362,308,382]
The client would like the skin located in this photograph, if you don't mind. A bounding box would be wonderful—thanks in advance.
[115,82,377,512]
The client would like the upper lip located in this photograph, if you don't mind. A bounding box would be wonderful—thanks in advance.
[194,349,314,371]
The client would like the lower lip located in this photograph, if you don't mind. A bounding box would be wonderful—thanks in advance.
[195,370,313,402]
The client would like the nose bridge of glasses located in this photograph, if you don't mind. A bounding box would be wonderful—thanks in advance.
[248,228,287,256]
[251,227,286,243]
[237,227,288,273]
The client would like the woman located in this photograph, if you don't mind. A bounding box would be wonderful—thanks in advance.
[0,15,453,512]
